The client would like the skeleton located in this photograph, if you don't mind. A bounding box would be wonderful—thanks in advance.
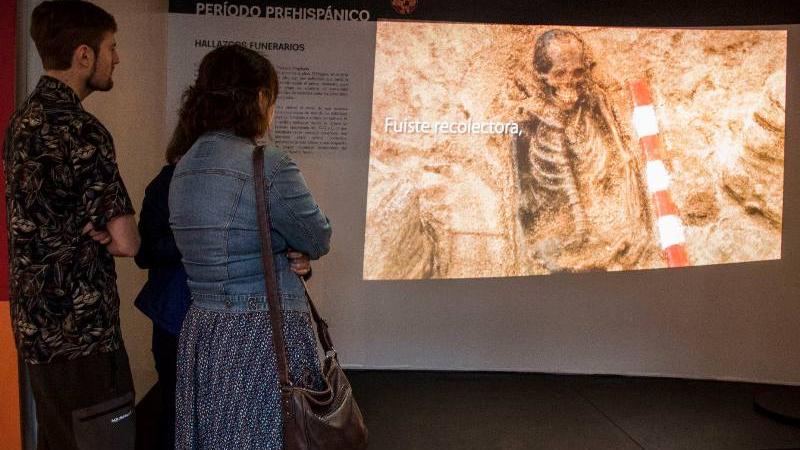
[513,30,652,268]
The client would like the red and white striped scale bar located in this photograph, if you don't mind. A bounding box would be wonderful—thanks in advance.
[629,80,690,268]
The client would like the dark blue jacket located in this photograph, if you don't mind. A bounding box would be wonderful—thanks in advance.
[134,164,191,336]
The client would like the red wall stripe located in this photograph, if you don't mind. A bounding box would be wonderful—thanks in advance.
[0,1,21,449]
[0,0,14,299]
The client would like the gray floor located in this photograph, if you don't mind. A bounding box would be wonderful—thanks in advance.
[345,371,800,450]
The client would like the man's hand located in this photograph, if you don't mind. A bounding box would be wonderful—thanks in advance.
[287,249,311,277]
[82,215,140,257]
[105,215,140,257]
[82,222,112,245]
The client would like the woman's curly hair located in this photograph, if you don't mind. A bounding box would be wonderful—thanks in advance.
[166,45,279,163]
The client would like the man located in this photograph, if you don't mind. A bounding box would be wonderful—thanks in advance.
[3,2,139,449]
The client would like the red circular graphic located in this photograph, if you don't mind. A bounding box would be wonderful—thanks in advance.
[392,0,419,15]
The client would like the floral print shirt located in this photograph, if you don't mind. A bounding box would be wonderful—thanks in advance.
[3,76,134,363]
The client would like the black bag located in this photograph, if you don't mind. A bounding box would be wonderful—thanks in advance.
[253,146,368,450]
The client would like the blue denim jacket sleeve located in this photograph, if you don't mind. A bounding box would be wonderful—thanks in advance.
[268,153,332,260]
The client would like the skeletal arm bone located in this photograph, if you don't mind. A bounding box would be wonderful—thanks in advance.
[594,87,647,222]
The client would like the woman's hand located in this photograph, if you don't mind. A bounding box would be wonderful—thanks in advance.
[287,249,311,278]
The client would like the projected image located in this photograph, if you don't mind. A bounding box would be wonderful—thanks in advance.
[364,23,787,280]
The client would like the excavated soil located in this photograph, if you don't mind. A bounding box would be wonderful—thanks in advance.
[364,23,786,280]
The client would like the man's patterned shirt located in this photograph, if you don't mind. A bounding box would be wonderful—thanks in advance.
[3,76,135,363]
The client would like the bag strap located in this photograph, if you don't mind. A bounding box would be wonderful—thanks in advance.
[302,278,335,355]
[252,146,335,388]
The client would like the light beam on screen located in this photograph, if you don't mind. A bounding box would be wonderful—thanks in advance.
[363,23,787,280]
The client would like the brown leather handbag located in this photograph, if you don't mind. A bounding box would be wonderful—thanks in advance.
[253,146,369,450]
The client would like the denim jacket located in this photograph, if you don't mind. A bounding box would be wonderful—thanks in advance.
[169,131,332,313]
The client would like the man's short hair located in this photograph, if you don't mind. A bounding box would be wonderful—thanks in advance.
[31,1,117,70]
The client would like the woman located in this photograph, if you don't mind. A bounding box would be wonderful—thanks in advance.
[133,159,190,450]
[134,157,312,449]
[168,45,332,449]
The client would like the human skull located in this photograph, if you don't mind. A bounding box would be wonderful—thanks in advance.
[538,33,588,109]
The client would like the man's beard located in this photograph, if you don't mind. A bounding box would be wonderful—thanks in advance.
[86,60,114,92]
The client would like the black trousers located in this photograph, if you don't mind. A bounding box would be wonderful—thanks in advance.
[152,323,179,450]
[28,347,136,450]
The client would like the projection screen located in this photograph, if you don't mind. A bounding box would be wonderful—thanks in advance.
[365,24,786,280]
[167,0,800,383]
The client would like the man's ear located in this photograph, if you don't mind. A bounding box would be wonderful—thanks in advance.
[72,44,95,70]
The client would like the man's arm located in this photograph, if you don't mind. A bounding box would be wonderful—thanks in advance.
[83,215,141,257]
[106,214,140,257]
[77,120,138,256]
